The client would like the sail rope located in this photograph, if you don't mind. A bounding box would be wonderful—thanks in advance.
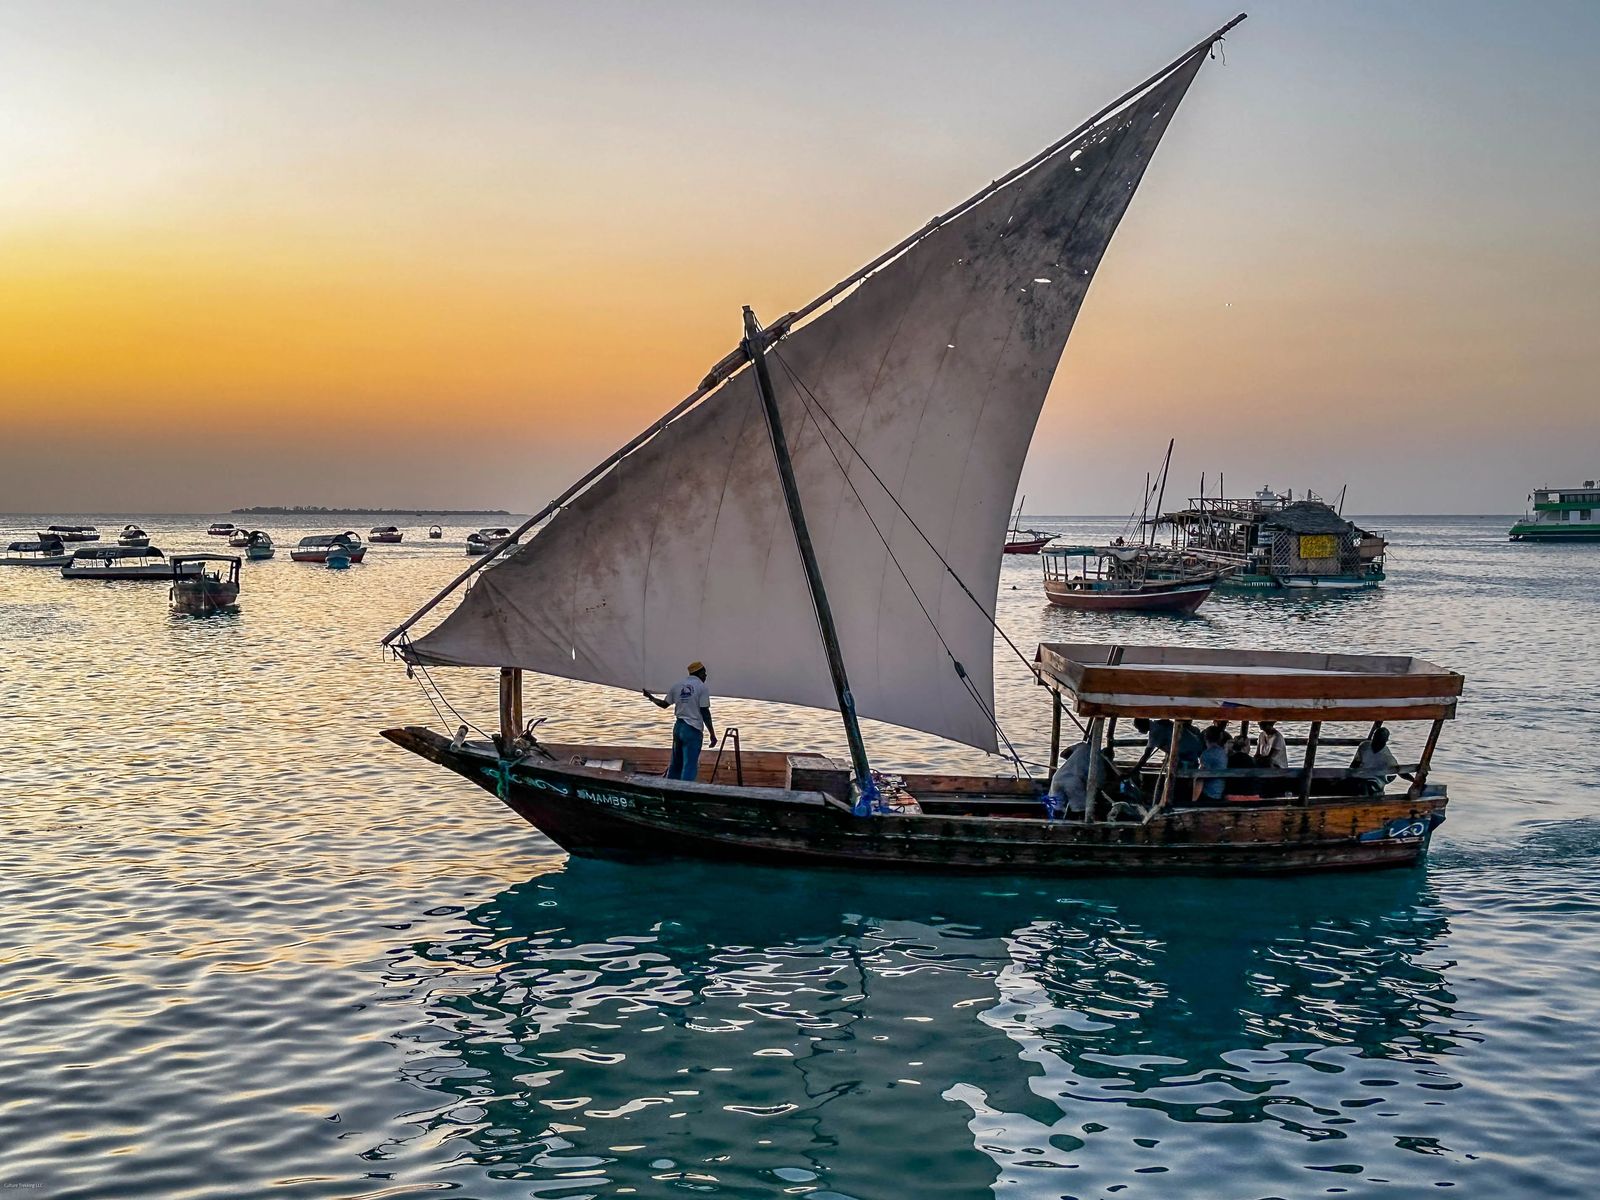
[771,350,1035,777]
[398,633,494,740]
[771,347,1086,743]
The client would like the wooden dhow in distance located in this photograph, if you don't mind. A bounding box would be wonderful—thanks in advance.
[375,17,1466,874]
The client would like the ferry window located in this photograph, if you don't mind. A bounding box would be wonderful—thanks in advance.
[1581,510,1593,521]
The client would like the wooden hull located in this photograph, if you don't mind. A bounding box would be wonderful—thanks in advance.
[369,533,403,543]
[1043,578,1213,613]
[382,726,1446,876]
[1,555,72,567]
[246,547,275,560]
[291,547,367,563]
[171,580,239,614]
[1004,536,1053,554]
[62,564,199,580]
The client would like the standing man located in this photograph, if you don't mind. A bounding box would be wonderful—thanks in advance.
[644,662,716,781]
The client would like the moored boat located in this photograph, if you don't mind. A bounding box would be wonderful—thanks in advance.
[1,537,71,567]
[465,527,513,556]
[1509,480,1600,541]
[1002,497,1056,554]
[40,524,99,543]
[118,525,150,548]
[374,18,1443,878]
[1041,545,1217,613]
[60,546,200,580]
[227,528,252,547]
[244,531,275,560]
[369,525,404,543]
[290,532,366,563]
[170,555,240,614]
[428,524,443,539]
[1150,487,1386,589]
[206,522,237,538]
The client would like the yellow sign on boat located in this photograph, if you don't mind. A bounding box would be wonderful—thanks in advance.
[1298,534,1338,559]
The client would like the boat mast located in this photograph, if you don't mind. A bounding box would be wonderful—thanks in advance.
[742,306,877,808]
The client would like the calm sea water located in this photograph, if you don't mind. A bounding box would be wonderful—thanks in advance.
[1,513,1596,1199]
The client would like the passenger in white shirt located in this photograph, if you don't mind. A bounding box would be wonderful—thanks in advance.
[644,661,717,781]
[1351,725,1411,794]
[1254,721,1288,769]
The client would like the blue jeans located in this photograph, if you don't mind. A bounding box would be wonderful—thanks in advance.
[668,719,704,781]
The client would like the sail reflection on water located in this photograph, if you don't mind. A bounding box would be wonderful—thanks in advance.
[378,864,1472,1195]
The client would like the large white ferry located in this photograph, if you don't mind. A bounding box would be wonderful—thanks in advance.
[1509,481,1600,541]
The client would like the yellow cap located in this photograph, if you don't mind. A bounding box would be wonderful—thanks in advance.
[687,661,705,674]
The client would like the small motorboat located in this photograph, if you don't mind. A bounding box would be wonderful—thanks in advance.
[466,527,514,556]
[1,537,71,567]
[227,528,252,548]
[244,531,275,560]
[428,524,443,539]
[40,524,99,543]
[170,555,240,614]
[291,532,366,564]
[369,525,404,543]
[1041,545,1218,614]
[1004,529,1057,554]
[1001,497,1054,554]
[61,546,200,580]
[118,525,150,548]
[206,522,237,537]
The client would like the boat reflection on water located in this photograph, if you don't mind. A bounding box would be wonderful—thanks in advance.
[381,863,1473,1196]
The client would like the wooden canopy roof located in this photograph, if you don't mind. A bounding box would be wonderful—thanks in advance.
[1035,642,1464,722]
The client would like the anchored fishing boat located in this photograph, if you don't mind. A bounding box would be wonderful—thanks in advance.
[290,532,366,563]
[428,524,443,539]
[206,522,237,538]
[1003,497,1057,554]
[376,18,1457,876]
[40,524,99,543]
[1,537,71,567]
[227,528,252,548]
[1150,487,1386,589]
[369,525,404,543]
[60,546,199,580]
[244,531,275,560]
[1041,545,1218,613]
[118,525,150,548]
[1509,480,1600,542]
[170,555,240,614]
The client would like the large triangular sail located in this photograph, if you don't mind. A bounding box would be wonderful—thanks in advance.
[399,25,1234,752]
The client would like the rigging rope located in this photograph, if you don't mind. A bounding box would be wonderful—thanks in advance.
[772,350,1033,778]
[399,634,494,741]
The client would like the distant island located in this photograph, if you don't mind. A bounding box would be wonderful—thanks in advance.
[231,505,514,517]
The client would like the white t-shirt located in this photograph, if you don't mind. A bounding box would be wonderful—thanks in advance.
[671,675,711,730]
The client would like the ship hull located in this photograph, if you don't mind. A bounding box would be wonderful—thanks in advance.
[1043,578,1212,613]
[382,727,1444,876]
[1509,525,1600,542]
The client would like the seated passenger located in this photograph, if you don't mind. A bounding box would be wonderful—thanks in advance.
[1046,742,1090,819]
[1194,725,1229,804]
[1254,720,1289,769]
[1351,726,1412,794]
[1132,717,1203,771]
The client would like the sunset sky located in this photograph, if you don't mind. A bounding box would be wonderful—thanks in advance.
[2,0,1597,514]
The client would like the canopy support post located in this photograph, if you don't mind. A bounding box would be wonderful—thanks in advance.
[1412,718,1444,795]
[1157,721,1183,814]
[1299,721,1322,805]
[1049,691,1063,764]
[1083,717,1103,824]
[743,306,877,813]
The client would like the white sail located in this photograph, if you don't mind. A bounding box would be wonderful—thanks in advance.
[408,50,1208,751]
